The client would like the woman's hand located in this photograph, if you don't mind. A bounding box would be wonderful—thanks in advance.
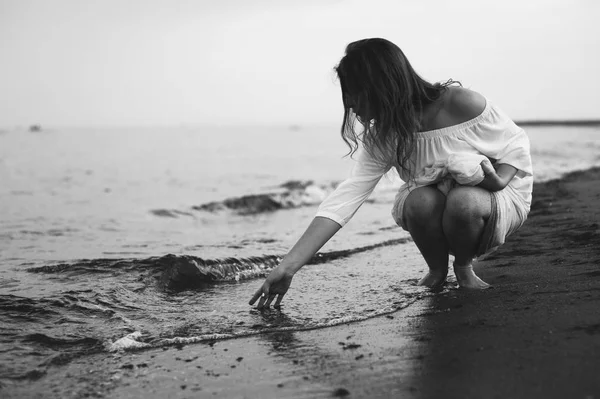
[478,161,518,192]
[480,158,496,177]
[249,265,295,309]
[248,216,341,310]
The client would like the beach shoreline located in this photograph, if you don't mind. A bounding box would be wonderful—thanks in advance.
[4,167,600,399]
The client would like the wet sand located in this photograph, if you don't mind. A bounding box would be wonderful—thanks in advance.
[5,167,600,399]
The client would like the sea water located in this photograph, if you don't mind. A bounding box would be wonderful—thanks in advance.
[1,124,599,381]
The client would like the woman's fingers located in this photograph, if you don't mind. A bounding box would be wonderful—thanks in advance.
[273,293,285,309]
[481,159,495,175]
[256,292,268,309]
[249,286,267,305]
[249,268,291,309]
[264,294,277,307]
[260,293,285,309]
[249,286,286,309]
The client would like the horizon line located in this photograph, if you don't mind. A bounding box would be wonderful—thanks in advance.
[515,119,600,127]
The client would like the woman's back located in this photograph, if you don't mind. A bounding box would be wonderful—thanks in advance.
[419,86,487,133]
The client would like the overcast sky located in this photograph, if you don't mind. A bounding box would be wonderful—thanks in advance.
[1,0,598,127]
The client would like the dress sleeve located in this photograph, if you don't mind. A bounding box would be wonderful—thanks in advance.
[315,145,391,227]
[462,103,533,178]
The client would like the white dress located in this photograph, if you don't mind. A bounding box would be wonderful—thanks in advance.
[315,98,534,257]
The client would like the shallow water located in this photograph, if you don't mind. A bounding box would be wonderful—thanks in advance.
[1,124,599,383]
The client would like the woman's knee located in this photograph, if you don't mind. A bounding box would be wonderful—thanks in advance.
[444,186,491,223]
[403,187,446,228]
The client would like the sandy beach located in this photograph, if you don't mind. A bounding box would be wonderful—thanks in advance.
[5,167,600,399]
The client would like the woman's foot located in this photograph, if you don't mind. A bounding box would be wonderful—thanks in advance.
[417,271,448,289]
[453,263,490,290]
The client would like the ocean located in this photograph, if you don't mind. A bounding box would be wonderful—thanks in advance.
[1,124,599,383]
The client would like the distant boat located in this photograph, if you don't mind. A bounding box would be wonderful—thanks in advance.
[29,124,42,132]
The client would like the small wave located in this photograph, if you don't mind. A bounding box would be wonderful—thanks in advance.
[26,238,411,291]
[156,254,283,290]
[191,180,337,215]
[25,254,281,290]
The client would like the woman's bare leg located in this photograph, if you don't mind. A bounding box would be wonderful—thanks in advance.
[443,186,492,289]
[402,186,449,288]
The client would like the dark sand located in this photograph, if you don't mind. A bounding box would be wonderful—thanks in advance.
[5,167,600,399]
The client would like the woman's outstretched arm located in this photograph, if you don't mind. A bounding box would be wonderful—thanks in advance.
[248,216,341,309]
[249,143,390,309]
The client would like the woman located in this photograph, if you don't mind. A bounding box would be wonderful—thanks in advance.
[249,38,533,309]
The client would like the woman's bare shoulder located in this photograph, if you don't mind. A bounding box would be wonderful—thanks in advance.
[445,86,487,122]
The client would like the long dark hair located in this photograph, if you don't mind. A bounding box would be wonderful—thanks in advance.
[335,38,458,170]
